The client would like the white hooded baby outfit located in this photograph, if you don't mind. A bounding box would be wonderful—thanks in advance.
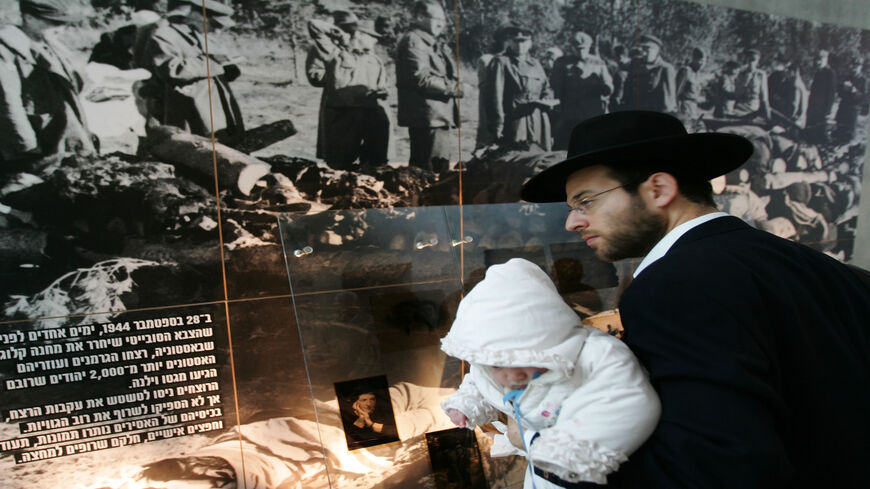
[441,258,660,487]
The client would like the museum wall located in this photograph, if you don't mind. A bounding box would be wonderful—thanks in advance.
[0,1,868,488]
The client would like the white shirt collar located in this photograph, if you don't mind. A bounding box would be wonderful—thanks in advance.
[633,212,729,278]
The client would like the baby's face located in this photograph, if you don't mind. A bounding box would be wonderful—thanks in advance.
[488,366,548,390]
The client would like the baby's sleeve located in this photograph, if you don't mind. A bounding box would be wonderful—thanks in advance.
[440,372,500,428]
[527,332,661,485]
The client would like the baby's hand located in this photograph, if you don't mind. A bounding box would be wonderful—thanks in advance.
[447,408,467,428]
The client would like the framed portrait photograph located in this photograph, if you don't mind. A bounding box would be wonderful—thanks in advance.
[334,375,400,450]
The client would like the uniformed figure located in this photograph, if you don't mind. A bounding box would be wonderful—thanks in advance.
[608,44,631,110]
[550,31,613,150]
[395,1,461,175]
[805,49,837,144]
[732,49,770,121]
[768,52,808,129]
[133,0,244,144]
[620,34,676,113]
[486,25,555,151]
[0,0,97,165]
[306,10,357,162]
[833,57,868,145]
[474,30,507,151]
[709,60,739,118]
[675,47,709,120]
[308,18,390,169]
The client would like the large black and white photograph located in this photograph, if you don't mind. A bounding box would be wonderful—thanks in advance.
[1,0,868,324]
[0,0,869,487]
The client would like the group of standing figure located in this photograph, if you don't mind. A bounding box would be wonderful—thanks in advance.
[307,1,462,174]
[476,27,868,153]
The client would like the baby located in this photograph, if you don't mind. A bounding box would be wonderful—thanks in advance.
[441,258,660,488]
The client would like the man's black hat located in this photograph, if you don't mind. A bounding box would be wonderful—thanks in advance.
[520,111,754,203]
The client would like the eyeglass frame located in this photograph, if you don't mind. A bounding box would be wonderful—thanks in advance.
[566,184,628,214]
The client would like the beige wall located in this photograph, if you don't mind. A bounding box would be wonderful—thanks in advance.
[696,0,870,268]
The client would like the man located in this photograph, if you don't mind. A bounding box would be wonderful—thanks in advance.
[768,52,808,129]
[486,24,554,151]
[307,18,389,169]
[620,34,676,113]
[306,10,357,162]
[474,28,506,151]
[732,48,771,121]
[805,49,837,144]
[607,44,631,110]
[0,0,96,165]
[520,111,870,488]
[395,1,461,175]
[550,31,613,150]
[708,59,739,118]
[833,56,868,145]
[133,0,244,144]
[675,46,709,120]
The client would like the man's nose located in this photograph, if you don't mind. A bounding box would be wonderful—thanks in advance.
[565,210,590,231]
[510,369,527,381]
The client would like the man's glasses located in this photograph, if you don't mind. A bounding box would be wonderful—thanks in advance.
[567,184,627,214]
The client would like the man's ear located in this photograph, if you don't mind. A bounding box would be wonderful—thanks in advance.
[641,172,679,208]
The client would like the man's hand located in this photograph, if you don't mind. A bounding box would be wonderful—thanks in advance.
[447,408,467,428]
[505,416,524,449]
[352,401,374,428]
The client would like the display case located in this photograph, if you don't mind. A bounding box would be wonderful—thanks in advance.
[277,202,625,488]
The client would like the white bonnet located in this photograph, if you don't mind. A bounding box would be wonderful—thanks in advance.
[441,258,587,375]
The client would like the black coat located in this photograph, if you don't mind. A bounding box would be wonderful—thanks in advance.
[609,216,870,489]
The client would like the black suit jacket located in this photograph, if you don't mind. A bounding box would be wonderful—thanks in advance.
[609,216,870,489]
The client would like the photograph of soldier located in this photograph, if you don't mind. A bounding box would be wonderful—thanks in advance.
[0,0,97,166]
[550,30,613,149]
[307,16,390,170]
[132,0,244,144]
[708,59,739,118]
[804,49,838,144]
[486,24,556,151]
[608,43,631,110]
[620,33,677,113]
[732,48,771,121]
[473,27,506,152]
[306,10,358,163]
[675,46,709,122]
[395,0,462,175]
[834,57,868,145]
[768,51,808,130]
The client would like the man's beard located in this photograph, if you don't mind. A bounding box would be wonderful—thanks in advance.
[595,198,668,262]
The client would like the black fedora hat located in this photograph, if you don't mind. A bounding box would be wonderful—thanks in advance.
[520,111,753,203]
